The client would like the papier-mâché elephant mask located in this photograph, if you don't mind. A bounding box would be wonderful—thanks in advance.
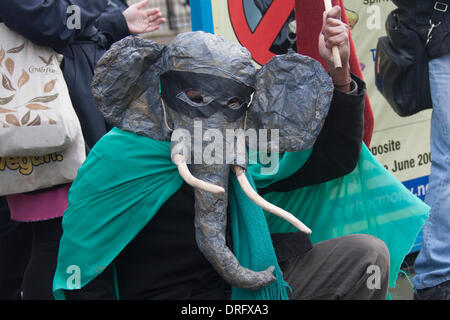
[92,32,333,291]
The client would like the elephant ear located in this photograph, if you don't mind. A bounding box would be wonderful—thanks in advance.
[246,52,333,152]
[92,36,171,141]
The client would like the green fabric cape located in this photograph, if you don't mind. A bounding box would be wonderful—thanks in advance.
[53,127,429,299]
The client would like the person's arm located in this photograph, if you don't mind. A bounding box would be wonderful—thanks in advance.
[259,6,366,194]
[95,9,130,45]
[96,1,166,46]
[0,0,107,49]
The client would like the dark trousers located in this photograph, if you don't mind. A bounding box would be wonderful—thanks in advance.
[0,197,62,300]
[0,197,32,300]
[281,234,390,300]
[21,218,63,300]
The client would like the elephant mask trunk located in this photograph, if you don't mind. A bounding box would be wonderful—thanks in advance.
[189,163,276,291]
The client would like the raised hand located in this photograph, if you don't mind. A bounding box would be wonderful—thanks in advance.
[123,0,166,35]
[319,6,352,91]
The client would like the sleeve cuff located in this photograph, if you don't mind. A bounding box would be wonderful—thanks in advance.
[333,73,366,100]
[96,9,130,45]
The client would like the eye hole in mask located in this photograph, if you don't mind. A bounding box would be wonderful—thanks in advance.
[176,89,214,107]
[186,90,204,103]
[227,97,240,109]
[227,97,249,110]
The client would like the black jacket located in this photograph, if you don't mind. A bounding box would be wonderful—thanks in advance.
[0,0,131,150]
[392,0,450,58]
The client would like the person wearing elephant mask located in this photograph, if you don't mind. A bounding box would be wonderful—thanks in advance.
[52,8,393,300]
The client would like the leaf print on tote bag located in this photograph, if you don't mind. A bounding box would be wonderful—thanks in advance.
[7,43,25,54]
[44,79,56,93]
[17,70,29,88]
[0,94,15,105]
[4,58,14,76]
[2,73,16,91]
[0,23,85,158]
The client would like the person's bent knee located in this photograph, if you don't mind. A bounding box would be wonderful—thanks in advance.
[340,234,388,256]
[339,234,390,299]
[344,234,390,272]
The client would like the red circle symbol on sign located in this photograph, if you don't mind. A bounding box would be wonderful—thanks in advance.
[228,0,295,65]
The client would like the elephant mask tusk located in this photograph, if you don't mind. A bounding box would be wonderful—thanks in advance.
[173,154,225,195]
[233,166,312,234]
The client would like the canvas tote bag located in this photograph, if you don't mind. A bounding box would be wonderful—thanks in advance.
[0,23,80,156]
[0,23,86,196]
